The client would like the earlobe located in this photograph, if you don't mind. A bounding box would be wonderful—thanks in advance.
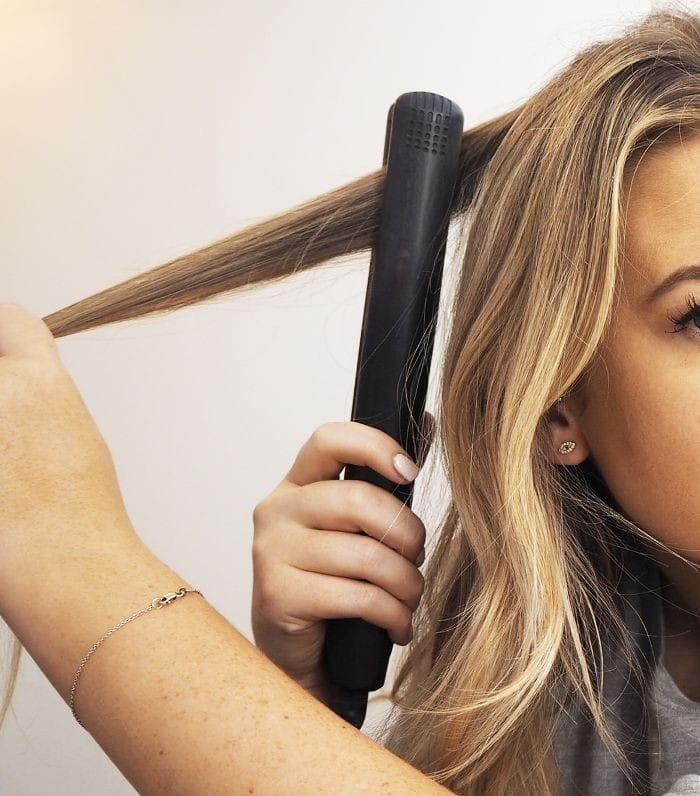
[545,395,590,466]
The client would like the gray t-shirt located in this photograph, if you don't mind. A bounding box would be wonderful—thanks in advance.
[554,548,700,795]
[647,600,700,795]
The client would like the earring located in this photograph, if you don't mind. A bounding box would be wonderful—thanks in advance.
[557,396,576,455]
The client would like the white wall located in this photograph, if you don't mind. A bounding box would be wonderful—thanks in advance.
[0,1,660,792]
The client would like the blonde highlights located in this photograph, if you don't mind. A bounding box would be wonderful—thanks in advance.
[3,5,700,793]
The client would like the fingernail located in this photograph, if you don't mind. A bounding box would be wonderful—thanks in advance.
[393,452,419,481]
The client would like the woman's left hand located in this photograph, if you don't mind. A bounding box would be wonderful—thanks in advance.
[0,302,134,554]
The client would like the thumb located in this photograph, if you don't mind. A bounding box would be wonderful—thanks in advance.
[0,302,58,360]
[416,410,435,468]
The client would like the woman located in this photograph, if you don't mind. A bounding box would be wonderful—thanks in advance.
[1,5,698,794]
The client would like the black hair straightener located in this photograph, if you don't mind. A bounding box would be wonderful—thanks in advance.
[321,91,464,728]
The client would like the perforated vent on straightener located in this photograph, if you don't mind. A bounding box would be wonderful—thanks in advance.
[405,92,454,156]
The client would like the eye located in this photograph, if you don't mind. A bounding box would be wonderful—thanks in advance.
[666,292,700,338]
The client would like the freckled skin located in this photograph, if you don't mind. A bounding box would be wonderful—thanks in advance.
[547,131,700,700]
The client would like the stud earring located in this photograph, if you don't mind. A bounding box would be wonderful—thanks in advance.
[556,396,576,455]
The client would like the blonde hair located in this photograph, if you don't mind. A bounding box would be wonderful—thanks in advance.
[3,5,699,793]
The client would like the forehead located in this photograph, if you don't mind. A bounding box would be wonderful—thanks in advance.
[621,131,700,296]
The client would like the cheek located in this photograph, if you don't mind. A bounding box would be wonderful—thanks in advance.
[582,345,700,558]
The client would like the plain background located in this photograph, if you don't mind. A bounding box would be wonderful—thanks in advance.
[0,1,678,792]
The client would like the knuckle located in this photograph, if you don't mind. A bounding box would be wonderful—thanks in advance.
[308,424,324,445]
[251,536,276,579]
[251,505,278,554]
[276,615,312,637]
[251,530,269,563]
[252,499,269,526]
[251,571,276,613]
[309,421,337,449]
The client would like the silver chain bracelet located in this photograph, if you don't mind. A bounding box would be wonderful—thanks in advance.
[69,586,204,728]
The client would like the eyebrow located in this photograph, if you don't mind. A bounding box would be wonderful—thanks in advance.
[644,263,700,304]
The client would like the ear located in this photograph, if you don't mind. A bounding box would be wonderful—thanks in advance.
[544,397,591,466]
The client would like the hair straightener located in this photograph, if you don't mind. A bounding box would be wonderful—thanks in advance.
[321,91,464,728]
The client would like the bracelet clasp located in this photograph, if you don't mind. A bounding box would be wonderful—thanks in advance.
[152,588,186,608]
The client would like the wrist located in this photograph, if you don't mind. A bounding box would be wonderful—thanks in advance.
[0,523,190,703]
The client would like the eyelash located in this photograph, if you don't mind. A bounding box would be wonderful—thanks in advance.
[666,292,700,337]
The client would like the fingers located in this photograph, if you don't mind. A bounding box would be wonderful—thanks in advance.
[279,567,418,646]
[291,479,426,562]
[285,526,425,612]
[285,421,421,488]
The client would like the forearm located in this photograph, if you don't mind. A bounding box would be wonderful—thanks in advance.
[0,527,450,795]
